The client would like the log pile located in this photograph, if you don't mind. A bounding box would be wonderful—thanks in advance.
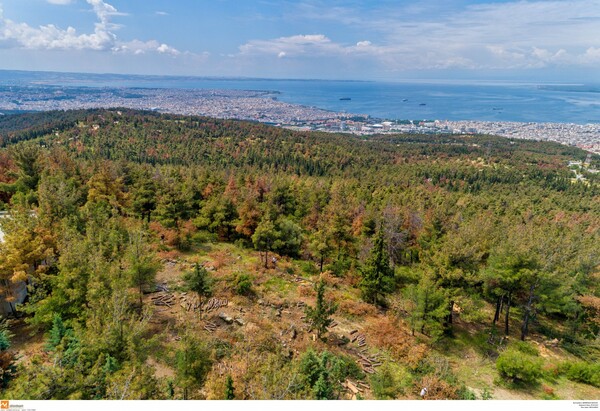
[151,293,175,307]
[351,332,367,348]
[178,293,201,312]
[356,352,382,374]
[204,321,218,333]
[202,297,229,313]
[343,379,369,398]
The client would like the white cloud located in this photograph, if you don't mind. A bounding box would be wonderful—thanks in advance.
[156,43,179,55]
[285,0,600,71]
[113,39,179,56]
[581,47,600,64]
[239,34,382,58]
[0,0,180,56]
[155,11,169,16]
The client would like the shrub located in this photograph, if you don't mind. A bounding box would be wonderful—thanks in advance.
[370,362,412,399]
[458,386,477,400]
[363,317,413,359]
[326,254,352,277]
[414,375,459,399]
[496,350,543,385]
[298,350,364,399]
[234,273,253,296]
[559,361,600,388]
[481,387,493,400]
[299,260,319,276]
[338,299,377,317]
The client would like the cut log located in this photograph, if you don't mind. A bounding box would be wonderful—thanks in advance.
[346,380,359,394]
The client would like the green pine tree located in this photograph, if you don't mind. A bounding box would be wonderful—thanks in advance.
[183,263,212,300]
[47,313,66,351]
[360,223,394,304]
[313,372,334,400]
[305,279,338,340]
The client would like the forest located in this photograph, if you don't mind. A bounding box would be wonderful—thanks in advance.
[0,108,598,400]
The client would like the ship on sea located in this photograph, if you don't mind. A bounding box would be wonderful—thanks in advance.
[339,97,351,101]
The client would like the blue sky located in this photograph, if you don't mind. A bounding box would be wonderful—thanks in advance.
[1,0,599,81]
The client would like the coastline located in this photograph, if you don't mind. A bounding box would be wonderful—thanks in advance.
[0,82,598,154]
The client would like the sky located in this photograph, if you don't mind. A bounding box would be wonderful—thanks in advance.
[0,0,600,82]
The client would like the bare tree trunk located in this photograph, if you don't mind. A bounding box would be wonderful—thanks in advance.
[504,293,511,336]
[421,289,429,334]
[447,300,454,326]
[521,283,537,341]
[493,295,502,324]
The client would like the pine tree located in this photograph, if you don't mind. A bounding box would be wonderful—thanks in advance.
[175,334,212,400]
[313,372,333,400]
[47,313,66,351]
[183,263,212,301]
[126,228,159,311]
[305,280,338,340]
[252,216,278,269]
[360,224,394,304]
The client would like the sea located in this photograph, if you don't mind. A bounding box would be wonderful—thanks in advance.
[1,70,600,124]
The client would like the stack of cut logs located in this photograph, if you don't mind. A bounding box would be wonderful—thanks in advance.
[343,379,369,398]
[350,330,367,348]
[178,293,201,312]
[151,292,175,307]
[204,321,218,333]
[356,352,382,374]
[202,297,229,313]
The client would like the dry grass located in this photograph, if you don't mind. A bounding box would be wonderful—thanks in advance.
[339,299,378,317]
[415,375,459,400]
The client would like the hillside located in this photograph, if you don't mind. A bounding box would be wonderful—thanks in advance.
[0,109,598,400]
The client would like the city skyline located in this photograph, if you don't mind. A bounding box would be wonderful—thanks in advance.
[0,0,600,82]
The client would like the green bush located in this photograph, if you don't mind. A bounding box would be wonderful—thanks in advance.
[559,362,600,388]
[299,260,319,276]
[192,230,217,244]
[298,350,364,399]
[370,362,412,399]
[234,273,253,296]
[326,254,352,277]
[458,386,477,400]
[496,350,543,385]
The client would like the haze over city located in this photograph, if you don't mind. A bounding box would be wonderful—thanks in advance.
[1,0,600,82]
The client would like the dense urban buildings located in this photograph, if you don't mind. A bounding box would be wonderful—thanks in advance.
[1,85,598,154]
